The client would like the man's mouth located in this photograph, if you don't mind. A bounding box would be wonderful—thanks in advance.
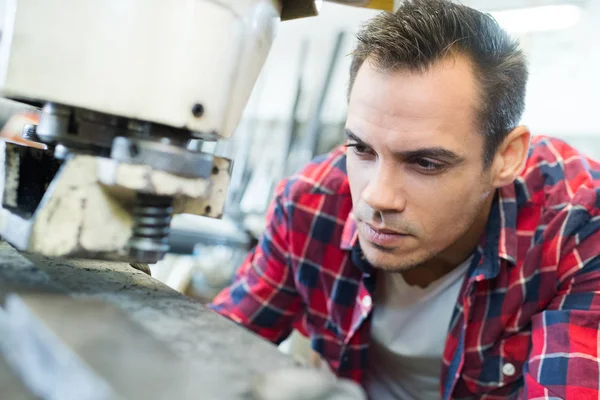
[361,222,409,247]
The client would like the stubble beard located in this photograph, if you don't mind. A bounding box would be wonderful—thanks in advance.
[360,240,438,274]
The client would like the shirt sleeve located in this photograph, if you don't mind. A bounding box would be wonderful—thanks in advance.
[521,204,600,399]
[209,180,302,344]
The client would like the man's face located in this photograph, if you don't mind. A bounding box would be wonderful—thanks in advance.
[346,56,495,272]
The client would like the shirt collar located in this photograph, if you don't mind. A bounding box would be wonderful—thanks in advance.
[339,183,518,266]
[497,183,518,265]
[340,211,358,251]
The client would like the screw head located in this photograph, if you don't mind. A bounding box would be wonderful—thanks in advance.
[192,103,205,118]
[21,124,39,141]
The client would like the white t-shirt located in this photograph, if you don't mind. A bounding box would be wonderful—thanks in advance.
[364,257,472,400]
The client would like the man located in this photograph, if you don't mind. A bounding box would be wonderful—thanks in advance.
[211,0,600,398]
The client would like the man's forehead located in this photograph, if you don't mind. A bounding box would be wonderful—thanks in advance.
[348,56,480,120]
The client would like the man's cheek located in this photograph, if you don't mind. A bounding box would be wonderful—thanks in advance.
[419,192,463,235]
[346,156,365,194]
[346,168,361,204]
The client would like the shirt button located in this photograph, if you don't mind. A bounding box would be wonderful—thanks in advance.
[362,295,372,308]
[502,363,516,377]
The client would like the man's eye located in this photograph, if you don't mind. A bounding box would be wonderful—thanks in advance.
[413,158,445,172]
[346,143,371,155]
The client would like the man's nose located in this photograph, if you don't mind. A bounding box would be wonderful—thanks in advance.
[361,163,406,212]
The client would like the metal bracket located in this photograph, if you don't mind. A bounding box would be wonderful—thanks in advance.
[110,137,214,179]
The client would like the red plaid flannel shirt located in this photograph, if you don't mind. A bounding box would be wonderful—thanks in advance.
[211,136,600,399]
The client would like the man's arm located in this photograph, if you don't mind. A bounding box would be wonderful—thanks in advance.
[522,208,600,399]
[209,181,302,344]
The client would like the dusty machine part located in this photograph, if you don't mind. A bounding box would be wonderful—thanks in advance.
[0,242,300,399]
[0,137,231,263]
[34,104,210,157]
[0,100,232,264]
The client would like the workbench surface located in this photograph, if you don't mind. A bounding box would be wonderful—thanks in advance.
[0,241,296,399]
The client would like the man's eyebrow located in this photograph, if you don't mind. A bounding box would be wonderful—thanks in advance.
[400,148,464,163]
[344,128,464,163]
[344,128,369,146]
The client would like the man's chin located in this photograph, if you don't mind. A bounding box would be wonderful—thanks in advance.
[361,242,427,273]
[368,260,424,273]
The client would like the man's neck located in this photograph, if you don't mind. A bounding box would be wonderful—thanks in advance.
[400,254,474,288]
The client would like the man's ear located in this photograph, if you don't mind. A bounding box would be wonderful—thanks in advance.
[491,126,531,188]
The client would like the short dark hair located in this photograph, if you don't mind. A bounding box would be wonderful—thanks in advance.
[349,0,528,167]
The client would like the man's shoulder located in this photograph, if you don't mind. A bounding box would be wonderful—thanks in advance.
[276,146,351,201]
[517,135,600,212]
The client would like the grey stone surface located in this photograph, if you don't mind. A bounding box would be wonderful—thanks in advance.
[0,241,297,399]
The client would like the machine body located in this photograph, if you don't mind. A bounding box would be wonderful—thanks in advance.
[0,0,287,263]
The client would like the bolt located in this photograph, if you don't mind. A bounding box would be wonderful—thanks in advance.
[21,124,39,142]
[205,205,212,214]
[192,103,205,118]
[129,142,139,157]
[212,166,219,175]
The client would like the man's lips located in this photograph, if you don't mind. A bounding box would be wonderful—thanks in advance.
[361,222,409,247]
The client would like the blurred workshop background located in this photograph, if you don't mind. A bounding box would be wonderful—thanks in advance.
[153,0,600,308]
